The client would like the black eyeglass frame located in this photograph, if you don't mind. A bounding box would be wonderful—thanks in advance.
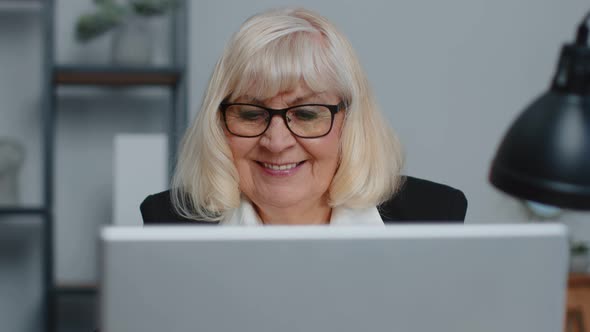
[219,101,345,138]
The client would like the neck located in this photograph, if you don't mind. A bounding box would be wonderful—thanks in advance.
[254,199,332,225]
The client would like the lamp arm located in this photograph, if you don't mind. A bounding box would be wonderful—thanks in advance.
[551,10,590,94]
[575,9,590,45]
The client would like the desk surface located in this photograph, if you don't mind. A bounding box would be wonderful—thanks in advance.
[566,273,590,332]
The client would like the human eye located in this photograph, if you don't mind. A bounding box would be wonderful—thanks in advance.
[290,106,329,121]
[228,106,267,122]
[239,110,266,121]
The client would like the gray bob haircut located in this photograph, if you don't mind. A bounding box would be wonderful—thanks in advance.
[172,7,404,222]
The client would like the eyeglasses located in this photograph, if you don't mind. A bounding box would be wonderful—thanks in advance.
[219,102,344,138]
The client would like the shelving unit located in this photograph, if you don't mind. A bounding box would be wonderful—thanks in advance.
[0,208,47,215]
[0,0,188,328]
[0,0,55,331]
[0,0,45,214]
[34,1,188,331]
[55,66,182,85]
[0,0,42,11]
[53,283,98,296]
[51,65,186,177]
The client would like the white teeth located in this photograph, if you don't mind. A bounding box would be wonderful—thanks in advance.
[263,162,299,171]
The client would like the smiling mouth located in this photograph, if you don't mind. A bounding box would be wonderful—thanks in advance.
[257,161,306,171]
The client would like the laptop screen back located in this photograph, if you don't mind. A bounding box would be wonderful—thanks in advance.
[100,224,568,332]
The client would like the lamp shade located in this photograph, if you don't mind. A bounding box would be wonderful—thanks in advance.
[490,43,590,210]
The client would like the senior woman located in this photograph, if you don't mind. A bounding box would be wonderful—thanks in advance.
[141,7,467,225]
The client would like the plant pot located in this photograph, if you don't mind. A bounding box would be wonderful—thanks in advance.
[111,15,154,66]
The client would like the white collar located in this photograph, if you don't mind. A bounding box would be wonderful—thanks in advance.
[222,199,384,226]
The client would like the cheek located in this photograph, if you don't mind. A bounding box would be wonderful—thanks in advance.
[227,136,253,161]
[226,137,262,191]
[226,138,254,189]
[304,134,341,170]
[316,116,343,164]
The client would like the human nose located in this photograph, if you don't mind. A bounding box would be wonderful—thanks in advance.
[258,114,296,153]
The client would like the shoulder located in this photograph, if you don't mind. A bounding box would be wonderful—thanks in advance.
[141,176,467,224]
[140,190,216,225]
[378,176,467,223]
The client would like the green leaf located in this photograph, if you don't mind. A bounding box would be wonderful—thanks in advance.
[130,0,179,17]
[75,11,121,42]
[571,242,589,255]
[93,0,115,5]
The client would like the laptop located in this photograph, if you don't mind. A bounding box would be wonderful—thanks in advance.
[99,224,568,332]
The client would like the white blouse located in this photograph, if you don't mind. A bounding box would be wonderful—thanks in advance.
[221,199,384,226]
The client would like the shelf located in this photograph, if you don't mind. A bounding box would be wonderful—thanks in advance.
[0,0,42,12]
[54,284,98,296]
[0,207,46,216]
[54,66,182,86]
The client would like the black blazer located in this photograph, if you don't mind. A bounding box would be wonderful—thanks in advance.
[140,176,467,224]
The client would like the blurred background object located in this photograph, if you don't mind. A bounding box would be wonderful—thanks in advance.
[75,0,179,65]
[0,0,188,331]
[524,201,563,220]
[570,240,590,273]
[0,138,25,205]
[490,9,590,211]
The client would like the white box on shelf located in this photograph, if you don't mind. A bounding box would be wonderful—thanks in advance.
[113,134,168,226]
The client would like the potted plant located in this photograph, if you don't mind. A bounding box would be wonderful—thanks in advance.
[75,0,179,65]
[570,241,589,273]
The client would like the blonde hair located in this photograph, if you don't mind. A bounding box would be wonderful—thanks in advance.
[172,7,404,222]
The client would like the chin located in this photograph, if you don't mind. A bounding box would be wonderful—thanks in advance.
[251,191,307,208]
[260,196,304,208]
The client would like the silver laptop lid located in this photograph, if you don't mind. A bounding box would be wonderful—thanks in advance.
[100,224,568,332]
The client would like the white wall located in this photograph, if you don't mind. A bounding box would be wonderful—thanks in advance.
[189,0,589,228]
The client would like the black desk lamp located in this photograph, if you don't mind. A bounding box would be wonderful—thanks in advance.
[490,10,590,210]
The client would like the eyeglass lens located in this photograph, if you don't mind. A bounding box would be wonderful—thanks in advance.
[224,105,333,137]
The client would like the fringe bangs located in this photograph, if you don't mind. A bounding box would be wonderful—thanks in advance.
[229,31,344,101]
